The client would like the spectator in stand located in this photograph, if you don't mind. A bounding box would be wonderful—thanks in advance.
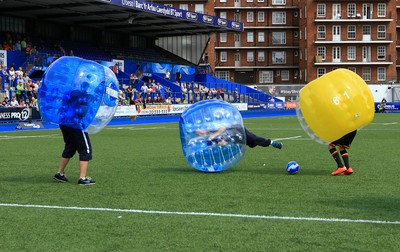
[22,72,30,87]
[1,65,10,88]
[127,85,135,105]
[217,88,225,100]
[165,96,172,104]
[175,70,181,84]
[8,66,16,89]
[181,83,188,104]
[155,82,162,95]
[14,40,22,51]
[1,97,10,107]
[15,67,23,77]
[2,41,11,50]
[164,69,171,80]
[10,96,19,107]
[20,37,27,52]
[129,73,138,88]
[30,97,38,108]
[165,86,171,99]
[140,83,148,98]
[15,80,25,102]
[234,88,239,103]
[18,99,28,108]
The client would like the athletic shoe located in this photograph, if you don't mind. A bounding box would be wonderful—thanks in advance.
[78,177,95,185]
[54,172,68,182]
[271,140,283,149]
[331,166,346,176]
[342,167,354,176]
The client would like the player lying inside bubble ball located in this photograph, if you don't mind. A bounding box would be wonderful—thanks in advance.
[194,126,283,149]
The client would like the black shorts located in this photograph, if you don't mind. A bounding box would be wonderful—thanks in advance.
[330,130,357,149]
[60,124,92,161]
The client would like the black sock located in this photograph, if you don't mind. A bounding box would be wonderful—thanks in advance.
[329,148,344,167]
[340,150,350,168]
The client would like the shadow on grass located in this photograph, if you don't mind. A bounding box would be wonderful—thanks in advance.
[1,175,53,184]
[319,196,400,214]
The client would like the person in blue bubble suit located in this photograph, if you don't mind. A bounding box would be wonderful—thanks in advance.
[39,56,119,185]
[196,126,283,149]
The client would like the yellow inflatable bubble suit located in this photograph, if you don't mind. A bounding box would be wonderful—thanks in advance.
[296,68,374,144]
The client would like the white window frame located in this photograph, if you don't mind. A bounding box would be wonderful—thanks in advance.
[272,0,286,5]
[258,32,265,42]
[281,70,289,81]
[272,12,286,24]
[272,32,286,44]
[347,46,356,60]
[317,26,326,39]
[259,71,274,84]
[347,25,356,39]
[220,51,227,62]
[215,71,229,80]
[195,4,204,14]
[220,0,227,2]
[377,67,386,81]
[377,25,386,39]
[362,67,371,81]
[317,68,326,78]
[258,12,265,22]
[272,51,286,64]
[220,11,227,19]
[317,46,326,60]
[377,46,386,60]
[258,51,265,62]
[377,3,386,17]
[247,32,254,43]
[220,33,227,43]
[347,3,356,17]
[179,4,188,10]
[317,4,326,18]
[247,51,254,62]
[247,12,254,22]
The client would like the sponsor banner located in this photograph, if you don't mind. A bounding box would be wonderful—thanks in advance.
[375,102,400,112]
[135,103,248,116]
[0,107,30,121]
[105,0,243,31]
[0,50,6,66]
[16,122,44,129]
[114,106,138,117]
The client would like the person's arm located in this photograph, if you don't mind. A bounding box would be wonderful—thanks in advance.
[208,126,226,140]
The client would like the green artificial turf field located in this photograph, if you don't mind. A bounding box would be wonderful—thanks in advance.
[0,113,399,251]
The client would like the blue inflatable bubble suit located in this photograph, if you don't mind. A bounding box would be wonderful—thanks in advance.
[179,100,246,172]
[38,56,119,134]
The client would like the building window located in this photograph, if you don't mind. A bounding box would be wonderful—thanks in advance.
[195,4,204,14]
[258,51,265,62]
[258,0,264,2]
[259,71,273,83]
[347,46,356,60]
[216,71,229,80]
[362,67,371,81]
[179,4,188,10]
[377,67,386,81]
[247,51,254,62]
[220,0,227,2]
[377,25,386,39]
[377,46,386,60]
[234,13,240,22]
[348,67,356,73]
[377,3,386,17]
[317,68,326,77]
[317,46,326,60]
[220,11,227,19]
[247,12,254,22]
[281,70,289,81]
[247,32,254,42]
[272,12,286,24]
[247,0,253,2]
[347,4,356,17]
[220,33,227,42]
[317,4,326,18]
[347,25,356,39]
[164,4,173,7]
[272,0,286,5]
[317,26,326,39]
[272,51,286,64]
[272,32,286,44]
[220,51,227,62]
[258,32,265,42]
[258,12,265,22]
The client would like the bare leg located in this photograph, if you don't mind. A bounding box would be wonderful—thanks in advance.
[79,161,89,179]
[58,157,70,174]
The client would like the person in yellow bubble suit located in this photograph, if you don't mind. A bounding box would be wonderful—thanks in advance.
[328,130,357,176]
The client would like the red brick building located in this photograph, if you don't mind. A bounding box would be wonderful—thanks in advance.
[158,1,398,86]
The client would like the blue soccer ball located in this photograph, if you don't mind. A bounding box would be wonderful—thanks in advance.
[286,161,300,174]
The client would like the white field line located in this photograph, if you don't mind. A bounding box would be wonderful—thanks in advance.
[0,203,399,225]
[107,126,167,130]
[274,136,302,141]
[0,134,59,140]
